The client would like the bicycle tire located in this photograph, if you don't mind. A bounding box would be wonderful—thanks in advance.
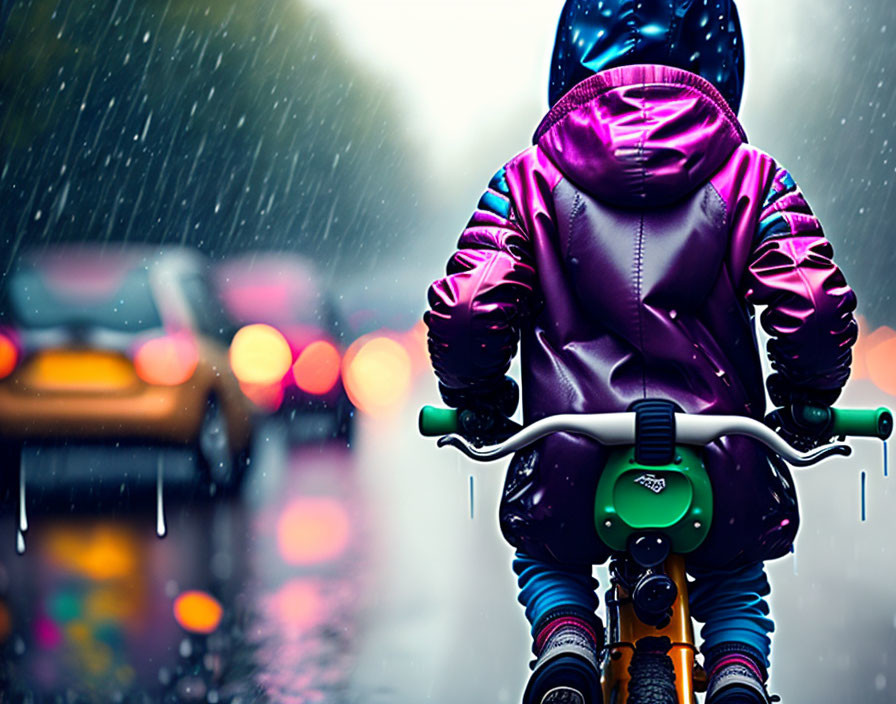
[626,637,678,704]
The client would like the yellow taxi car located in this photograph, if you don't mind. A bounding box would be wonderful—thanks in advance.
[0,247,253,491]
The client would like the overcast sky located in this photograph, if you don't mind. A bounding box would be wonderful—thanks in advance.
[304,0,824,188]
[302,0,860,292]
[303,0,559,180]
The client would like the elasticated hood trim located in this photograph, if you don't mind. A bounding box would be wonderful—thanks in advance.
[536,64,746,143]
[535,65,747,208]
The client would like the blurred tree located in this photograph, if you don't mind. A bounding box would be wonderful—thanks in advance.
[744,3,896,327]
[0,0,417,274]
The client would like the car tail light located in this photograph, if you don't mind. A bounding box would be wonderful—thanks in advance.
[229,324,293,386]
[342,335,411,416]
[292,340,340,395]
[238,380,285,412]
[133,334,199,386]
[0,332,18,380]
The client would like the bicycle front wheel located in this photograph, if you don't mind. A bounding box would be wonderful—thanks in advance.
[626,637,678,704]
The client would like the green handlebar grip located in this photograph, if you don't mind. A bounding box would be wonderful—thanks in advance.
[419,406,458,436]
[830,407,893,439]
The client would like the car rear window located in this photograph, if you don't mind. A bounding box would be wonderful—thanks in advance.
[3,267,163,332]
[221,283,329,327]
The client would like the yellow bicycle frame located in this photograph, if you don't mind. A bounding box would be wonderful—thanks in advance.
[601,555,706,703]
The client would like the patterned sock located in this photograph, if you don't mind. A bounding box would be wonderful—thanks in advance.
[525,609,603,704]
[536,618,599,658]
[704,642,767,682]
[704,643,771,703]
[533,609,601,659]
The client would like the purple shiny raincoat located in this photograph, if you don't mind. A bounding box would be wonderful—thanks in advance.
[425,65,857,569]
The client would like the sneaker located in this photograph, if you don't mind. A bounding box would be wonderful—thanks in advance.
[541,686,586,704]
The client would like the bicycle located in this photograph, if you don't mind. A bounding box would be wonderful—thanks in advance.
[419,400,892,703]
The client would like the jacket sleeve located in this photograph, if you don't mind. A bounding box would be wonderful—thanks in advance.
[743,167,857,395]
[424,167,536,395]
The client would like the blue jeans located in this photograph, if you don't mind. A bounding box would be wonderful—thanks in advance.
[513,552,774,667]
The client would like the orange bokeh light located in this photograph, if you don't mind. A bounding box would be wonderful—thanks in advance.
[276,497,351,565]
[229,324,292,385]
[292,340,341,395]
[173,591,223,634]
[850,318,870,381]
[0,334,17,379]
[133,334,199,386]
[850,318,894,382]
[401,321,430,374]
[341,335,412,415]
[866,333,896,396]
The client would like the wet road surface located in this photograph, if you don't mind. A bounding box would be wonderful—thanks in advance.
[0,420,370,703]
[0,382,894,703]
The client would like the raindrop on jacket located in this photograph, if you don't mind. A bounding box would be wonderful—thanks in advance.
[425,2,856,568]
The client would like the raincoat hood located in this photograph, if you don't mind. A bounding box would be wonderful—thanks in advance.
[549,0,745,113]
[534,64,746,208]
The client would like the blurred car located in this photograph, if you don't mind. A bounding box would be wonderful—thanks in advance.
[0,247,253,491]
[214,253,354,441]
[341,271,426,341]
[337,273,431,417]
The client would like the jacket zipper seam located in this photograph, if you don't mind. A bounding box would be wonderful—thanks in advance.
[635,212,647,398]
[635,81,648,398]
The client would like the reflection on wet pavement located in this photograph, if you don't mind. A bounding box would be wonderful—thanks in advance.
[248,439,367,704]
[0,422,367,702]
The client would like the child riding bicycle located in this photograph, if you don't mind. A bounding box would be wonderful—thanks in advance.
[423,2,857,703]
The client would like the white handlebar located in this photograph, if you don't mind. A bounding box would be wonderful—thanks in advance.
[437,412,851,466]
